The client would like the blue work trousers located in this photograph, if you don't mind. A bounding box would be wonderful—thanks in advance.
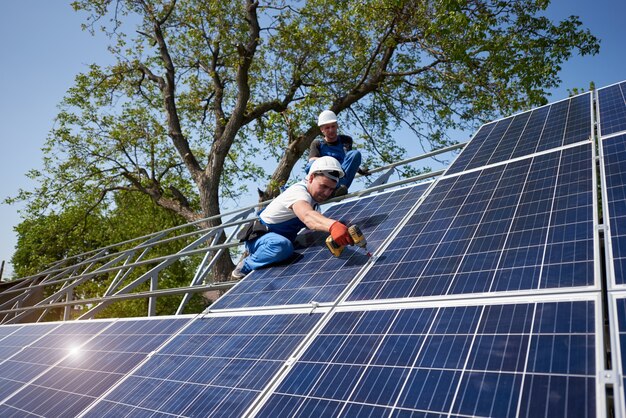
[242,232,294,273]
[305,150,361,189]
[338,150,361,189]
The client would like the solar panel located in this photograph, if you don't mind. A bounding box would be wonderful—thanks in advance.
[254,297,600,417]
[0,317,189,417]
[447,93,591,175]
[0,322,56,361]
[82,312,322,417]
[598,82,626,289]
[349,144,595,301]
[0,321,112,403]
[601,134,626,286]
[210,183,430,310]
[598,81,626,137]
[610,294,626,418]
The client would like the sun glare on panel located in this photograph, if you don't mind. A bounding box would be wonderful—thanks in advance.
[67,344,82,357]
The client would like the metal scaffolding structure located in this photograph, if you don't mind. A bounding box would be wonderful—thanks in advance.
[0,143,466,324]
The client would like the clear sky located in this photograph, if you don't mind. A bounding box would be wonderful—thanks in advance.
[1,1,625,279]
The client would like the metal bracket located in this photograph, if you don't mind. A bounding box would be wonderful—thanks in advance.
[309,300,320,314]
[598,370,616,384]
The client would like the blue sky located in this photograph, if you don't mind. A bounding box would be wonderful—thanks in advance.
[1,1,625,279]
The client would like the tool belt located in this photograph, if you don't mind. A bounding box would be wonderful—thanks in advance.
[236,219,269,242]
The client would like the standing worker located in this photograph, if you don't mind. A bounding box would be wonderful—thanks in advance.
[305,110,367,197]
[232,156,354,279]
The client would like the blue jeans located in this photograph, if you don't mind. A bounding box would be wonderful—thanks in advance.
[242,232,294,273]
[305,150,361,189]
[338,150,361,189]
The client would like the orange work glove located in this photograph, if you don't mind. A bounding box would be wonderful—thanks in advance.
[329,221,353,246]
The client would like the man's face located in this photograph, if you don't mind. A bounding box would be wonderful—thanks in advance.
[308,174,337,202]
[320,122,338,142]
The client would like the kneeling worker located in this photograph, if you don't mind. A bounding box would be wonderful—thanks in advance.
[232,156,354,279]
[305,110,365,197]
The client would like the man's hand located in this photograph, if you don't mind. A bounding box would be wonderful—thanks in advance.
[329,221,354,246]
[358,166,371,176]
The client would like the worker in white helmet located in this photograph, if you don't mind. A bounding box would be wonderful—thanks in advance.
[305,110,368,197]
[232,156,354,279]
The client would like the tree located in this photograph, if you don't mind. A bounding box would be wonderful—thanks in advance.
[12,192,207,319]
[10,0,598,281]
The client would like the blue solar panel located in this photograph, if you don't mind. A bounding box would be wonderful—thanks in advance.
[448,93,591,175]
[614,296,626,411]
[0,323,55,361]
[0,321,111,403]
[211,183,430,310]
[0,324,23,340]
[83,313,321,417]
[598,82,626,137]
[256,299,597,417]
[350,144,594,301]
[602,134,626,285]
[0,318,189,417]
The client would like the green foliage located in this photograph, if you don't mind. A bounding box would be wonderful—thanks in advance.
[12,192,207,318]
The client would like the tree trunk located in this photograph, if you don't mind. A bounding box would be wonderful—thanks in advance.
[197,173,235,282]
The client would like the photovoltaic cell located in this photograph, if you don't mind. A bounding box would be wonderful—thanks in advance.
[257,299,597,417]
[349,144,594,301]
[211,183,430,310]
[83,313,321,417]
[447,93,591,175]
[598,81,626,137]
[0,318,189,417]
[602,134,626,285]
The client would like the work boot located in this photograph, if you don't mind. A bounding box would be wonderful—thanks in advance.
[332,185,348,198]
[231,256,250,280]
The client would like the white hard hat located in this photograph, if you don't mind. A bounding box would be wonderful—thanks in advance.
[318,110,337,126]
[309,156,345,182]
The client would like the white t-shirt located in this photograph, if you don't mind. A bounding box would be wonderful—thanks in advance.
[260,180,318,225]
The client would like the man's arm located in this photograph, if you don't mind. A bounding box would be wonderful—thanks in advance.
[308,139,321,161]
[291,200,335,231]
[292,200,353,246]
[340,135,353,151]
